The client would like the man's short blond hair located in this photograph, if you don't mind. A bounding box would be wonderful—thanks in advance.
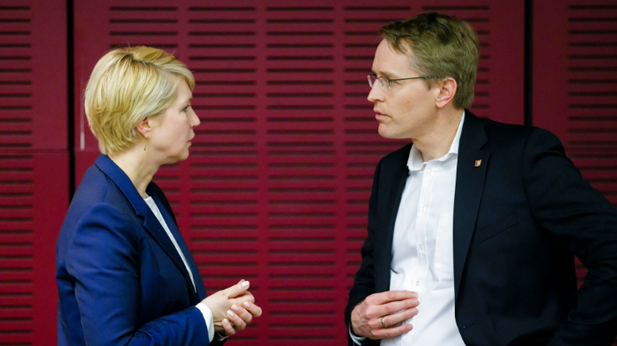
[380,12,479,110]
[84,46,195,155]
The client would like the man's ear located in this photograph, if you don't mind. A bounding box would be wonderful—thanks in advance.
[435,77,457,109]
[136,116,152,139]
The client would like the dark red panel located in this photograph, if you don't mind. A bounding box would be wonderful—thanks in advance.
[0,153,68,345]
[0,1,66,150]
[32,153,68,343]
[0,0,67,345]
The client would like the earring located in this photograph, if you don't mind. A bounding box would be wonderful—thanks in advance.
[144,138,147,151]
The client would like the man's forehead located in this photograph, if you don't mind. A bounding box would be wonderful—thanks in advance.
[372,40,415,76]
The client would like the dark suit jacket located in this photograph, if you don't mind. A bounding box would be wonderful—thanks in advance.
[346,111,617,346]
[57,155,222,346]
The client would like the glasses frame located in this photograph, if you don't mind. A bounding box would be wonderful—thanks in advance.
[368,74,441,90]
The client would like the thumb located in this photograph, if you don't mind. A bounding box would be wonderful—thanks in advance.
[224,279,250,298]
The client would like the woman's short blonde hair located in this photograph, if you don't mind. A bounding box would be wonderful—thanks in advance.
[84,46,195,155]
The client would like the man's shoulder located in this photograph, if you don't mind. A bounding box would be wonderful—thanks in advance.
[475,116,555,144]
[477,116,529,134]
[466,116,566,161]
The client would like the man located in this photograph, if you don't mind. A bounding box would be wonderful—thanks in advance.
[345,12,617,346]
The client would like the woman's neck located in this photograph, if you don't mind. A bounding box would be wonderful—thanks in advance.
[108,145,159,199]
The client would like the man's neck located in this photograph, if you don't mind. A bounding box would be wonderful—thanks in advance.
[413,108,464,162]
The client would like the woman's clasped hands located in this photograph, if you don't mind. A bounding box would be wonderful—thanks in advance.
[202,279,262,337]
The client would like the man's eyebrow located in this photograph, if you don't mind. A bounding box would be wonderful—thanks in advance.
[371,70,395,78]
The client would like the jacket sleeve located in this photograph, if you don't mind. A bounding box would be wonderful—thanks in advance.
[345,159,384,345]
[522,128,617,345]
[65,203,211,346]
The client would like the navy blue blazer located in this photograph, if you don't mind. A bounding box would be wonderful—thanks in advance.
[57,155,220,345]
[346,112,617,345]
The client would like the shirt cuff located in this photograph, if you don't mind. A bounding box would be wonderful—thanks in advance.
[196,302,214,342]
[349,324,366,345]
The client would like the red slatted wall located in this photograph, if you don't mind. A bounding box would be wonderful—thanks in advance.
[534,2,617,344]
[72,1,523,345]
[5,0,615,345]
[3,1,614,345]
[0,0,67,344]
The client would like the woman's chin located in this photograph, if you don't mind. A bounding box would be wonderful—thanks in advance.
[159,147,191,166]
[177,150,191,162]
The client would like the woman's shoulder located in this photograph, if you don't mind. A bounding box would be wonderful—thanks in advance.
[60,166,141,243]
[71,166,132,212]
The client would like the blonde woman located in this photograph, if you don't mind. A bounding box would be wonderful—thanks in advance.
[56,47,261,345]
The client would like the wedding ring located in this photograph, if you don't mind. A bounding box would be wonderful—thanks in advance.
[381,317,387,328]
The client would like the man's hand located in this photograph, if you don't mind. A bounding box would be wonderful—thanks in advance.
[201,280,263,336]
[351,290,419,340]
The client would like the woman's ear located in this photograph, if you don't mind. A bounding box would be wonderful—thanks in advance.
[136,116,152,139]
[435,77,457,109]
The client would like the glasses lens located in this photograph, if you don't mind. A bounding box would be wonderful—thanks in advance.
[368,75,390,90]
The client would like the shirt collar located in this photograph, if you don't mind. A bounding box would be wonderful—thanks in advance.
[408,110,466,172]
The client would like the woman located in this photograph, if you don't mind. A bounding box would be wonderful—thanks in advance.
[56,47,261,345]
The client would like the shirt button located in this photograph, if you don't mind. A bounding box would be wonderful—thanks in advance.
[418,244,424,250]
[416,281,420,286]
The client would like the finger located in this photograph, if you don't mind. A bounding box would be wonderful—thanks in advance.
[372,321,413,339]
[223,280,250,298]
[235,291,255,304]
[372,290,418,305]
[230,304,253,324]
[242,301,263,317]
[371,298,419,320]
[379,308,418,329]
[222,318,235,336]
[227,309,247,331]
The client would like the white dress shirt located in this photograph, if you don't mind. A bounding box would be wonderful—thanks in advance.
[144,196,216,342]
[384,112,465,345]
[351,112,466,345]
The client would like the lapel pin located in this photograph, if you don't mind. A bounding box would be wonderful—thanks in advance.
[475,160,482,167]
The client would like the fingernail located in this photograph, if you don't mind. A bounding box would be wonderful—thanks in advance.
[223,319,229,325]
[227,310,236,318]
[231,305,239,311]
[243,301,251,308]
[241,281,250,288]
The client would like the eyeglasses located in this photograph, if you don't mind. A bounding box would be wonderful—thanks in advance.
[367,74,441,90]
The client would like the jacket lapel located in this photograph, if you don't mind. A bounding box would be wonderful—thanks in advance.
[453,112,489,298]
[150,191,207,300]
[376,144,411,293]
[141,213,196,298]
[95,155,200,300]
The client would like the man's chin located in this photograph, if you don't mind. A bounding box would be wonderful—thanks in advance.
[378,125,398,139]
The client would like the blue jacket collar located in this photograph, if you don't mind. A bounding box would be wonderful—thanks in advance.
[94,154,151,218]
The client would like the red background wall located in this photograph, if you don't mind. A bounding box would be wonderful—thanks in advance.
[0,1,67,344]
[0,0,615,345]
